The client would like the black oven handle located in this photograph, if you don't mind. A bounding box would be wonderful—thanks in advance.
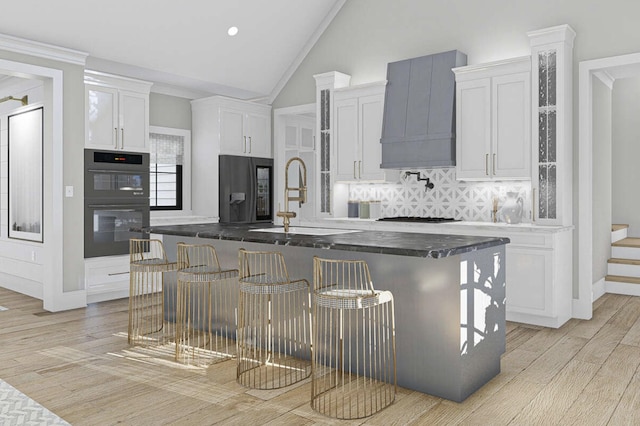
[86,168,142,174]
[87,204,145,211]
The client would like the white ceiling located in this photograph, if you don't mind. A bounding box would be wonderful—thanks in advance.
[0,0,345,100]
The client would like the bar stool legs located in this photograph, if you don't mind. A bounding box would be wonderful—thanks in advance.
[237,249,312,389]
[128,239,177,346]
[176,243,238,366]
[311,257,396,419]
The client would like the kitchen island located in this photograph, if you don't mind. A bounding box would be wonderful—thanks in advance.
[147,223,509,402]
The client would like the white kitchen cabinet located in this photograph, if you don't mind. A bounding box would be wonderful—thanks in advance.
[218,101,271,158]
[454,57,531,181]
[191,95,272,218]
[278,115,316,223]
[333,82,390,182]
[85,254,130,304]
[84,70,152,152]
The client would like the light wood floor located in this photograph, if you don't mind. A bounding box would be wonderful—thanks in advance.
[1,287,640,425]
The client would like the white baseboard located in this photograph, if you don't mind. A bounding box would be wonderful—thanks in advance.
[593,277,606,301]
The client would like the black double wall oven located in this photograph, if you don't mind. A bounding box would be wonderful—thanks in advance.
[84,149,150,258]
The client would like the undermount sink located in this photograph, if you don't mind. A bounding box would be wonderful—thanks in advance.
[250,227,361,236]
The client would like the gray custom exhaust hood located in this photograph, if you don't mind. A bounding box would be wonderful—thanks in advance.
[380,50,467,169]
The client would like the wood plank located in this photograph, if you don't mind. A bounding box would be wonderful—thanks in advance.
[517,335,588,384]
[605,274,640,284]
[608,370,640,424]
[612,224,629,232]
[4,286,640,425]
[612,237,640,248]
[609,257,640,265]
[509,359,600,424]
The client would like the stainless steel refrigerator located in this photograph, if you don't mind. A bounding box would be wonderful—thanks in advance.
[219,155,273,223]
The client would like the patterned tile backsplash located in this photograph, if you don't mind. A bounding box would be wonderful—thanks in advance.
[348,168,532,223]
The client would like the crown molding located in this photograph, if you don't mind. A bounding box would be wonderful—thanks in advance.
[0,33,88,66]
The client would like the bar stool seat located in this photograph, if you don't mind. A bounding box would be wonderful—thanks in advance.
[175,243,238,366]
[312,257,397,420]
[237,249,312,389]
[129,238,178,346]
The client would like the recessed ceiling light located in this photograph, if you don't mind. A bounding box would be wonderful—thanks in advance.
[227,26,239,36]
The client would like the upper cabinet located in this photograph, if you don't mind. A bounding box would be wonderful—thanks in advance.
[191,95,272,218]
[219,103,271,158]
[334,82,389,182]
[85,71,152,152]
[380,50,467,169]
[454,57,531,181]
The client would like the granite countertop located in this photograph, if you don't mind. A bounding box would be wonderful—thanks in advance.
[145,223,509,259]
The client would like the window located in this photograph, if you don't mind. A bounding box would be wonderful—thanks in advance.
[149,127,191,212]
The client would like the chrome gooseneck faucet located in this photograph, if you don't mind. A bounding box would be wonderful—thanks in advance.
[276,157,307,232]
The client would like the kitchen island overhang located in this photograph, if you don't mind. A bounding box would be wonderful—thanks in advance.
[145,223,509,402]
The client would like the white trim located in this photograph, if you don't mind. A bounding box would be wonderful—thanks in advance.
[605,280,640,297]
[0,58,81,311]
[84,70,152,94]
[0,32,88,65]
[149,125,193,217]
[592,277,606,302]
[578,51,640,320]
[268,0,348,104]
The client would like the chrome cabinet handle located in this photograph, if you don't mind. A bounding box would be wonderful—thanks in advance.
[359,161,362,179]
[493,153,496,175]
[532,188,536,221]
[114,127,118,149]
[353,161,357,179]
[248,136,252,153]
[485,154,489,176]
[243,136,247,153]
[121,128,124,149]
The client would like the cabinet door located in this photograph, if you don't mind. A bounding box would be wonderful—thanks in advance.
[220,108,246,155]
[358,94,384,180]
[86,85,118,150]
[506,246,553,317]
[456,78,491,180]
[492,72,531,179]
[334,97,358,181]
[246,112,271,157]
[119,91,148,152]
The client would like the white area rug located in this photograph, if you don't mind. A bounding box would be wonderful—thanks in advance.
[0,380,69,425]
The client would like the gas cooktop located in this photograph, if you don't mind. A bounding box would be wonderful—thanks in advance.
[377,216,460,223]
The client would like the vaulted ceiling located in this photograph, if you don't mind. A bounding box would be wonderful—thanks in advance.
[0,0,345,100]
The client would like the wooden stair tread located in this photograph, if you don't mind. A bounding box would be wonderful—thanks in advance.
[612,224,629,232]
[605,275,640,284]
[608,258,640,266]
[612,237,640,248]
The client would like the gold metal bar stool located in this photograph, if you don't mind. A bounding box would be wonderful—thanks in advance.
[128,238,178,346]
[311,257,397,419]
[237,249,312,389]
[176,243,239,366]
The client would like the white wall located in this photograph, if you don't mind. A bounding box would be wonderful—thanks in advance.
[612,77,640,236]
[592,78,611,281]
[0,48,86,308]
[149,92,192,130]
[274,0,640,109]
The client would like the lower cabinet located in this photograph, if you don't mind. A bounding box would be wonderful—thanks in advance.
[85,255,130,304]
[504,229,573,328]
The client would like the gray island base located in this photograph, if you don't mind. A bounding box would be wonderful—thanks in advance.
[149,223,508,402]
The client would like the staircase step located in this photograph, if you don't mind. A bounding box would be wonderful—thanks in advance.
[612,238,640,260]
[611,224,629,243]
[605,274,640,296]
[607,259,640,277]
[612,237,640,248]
[605,275,640,284]
[609,258,640,265]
